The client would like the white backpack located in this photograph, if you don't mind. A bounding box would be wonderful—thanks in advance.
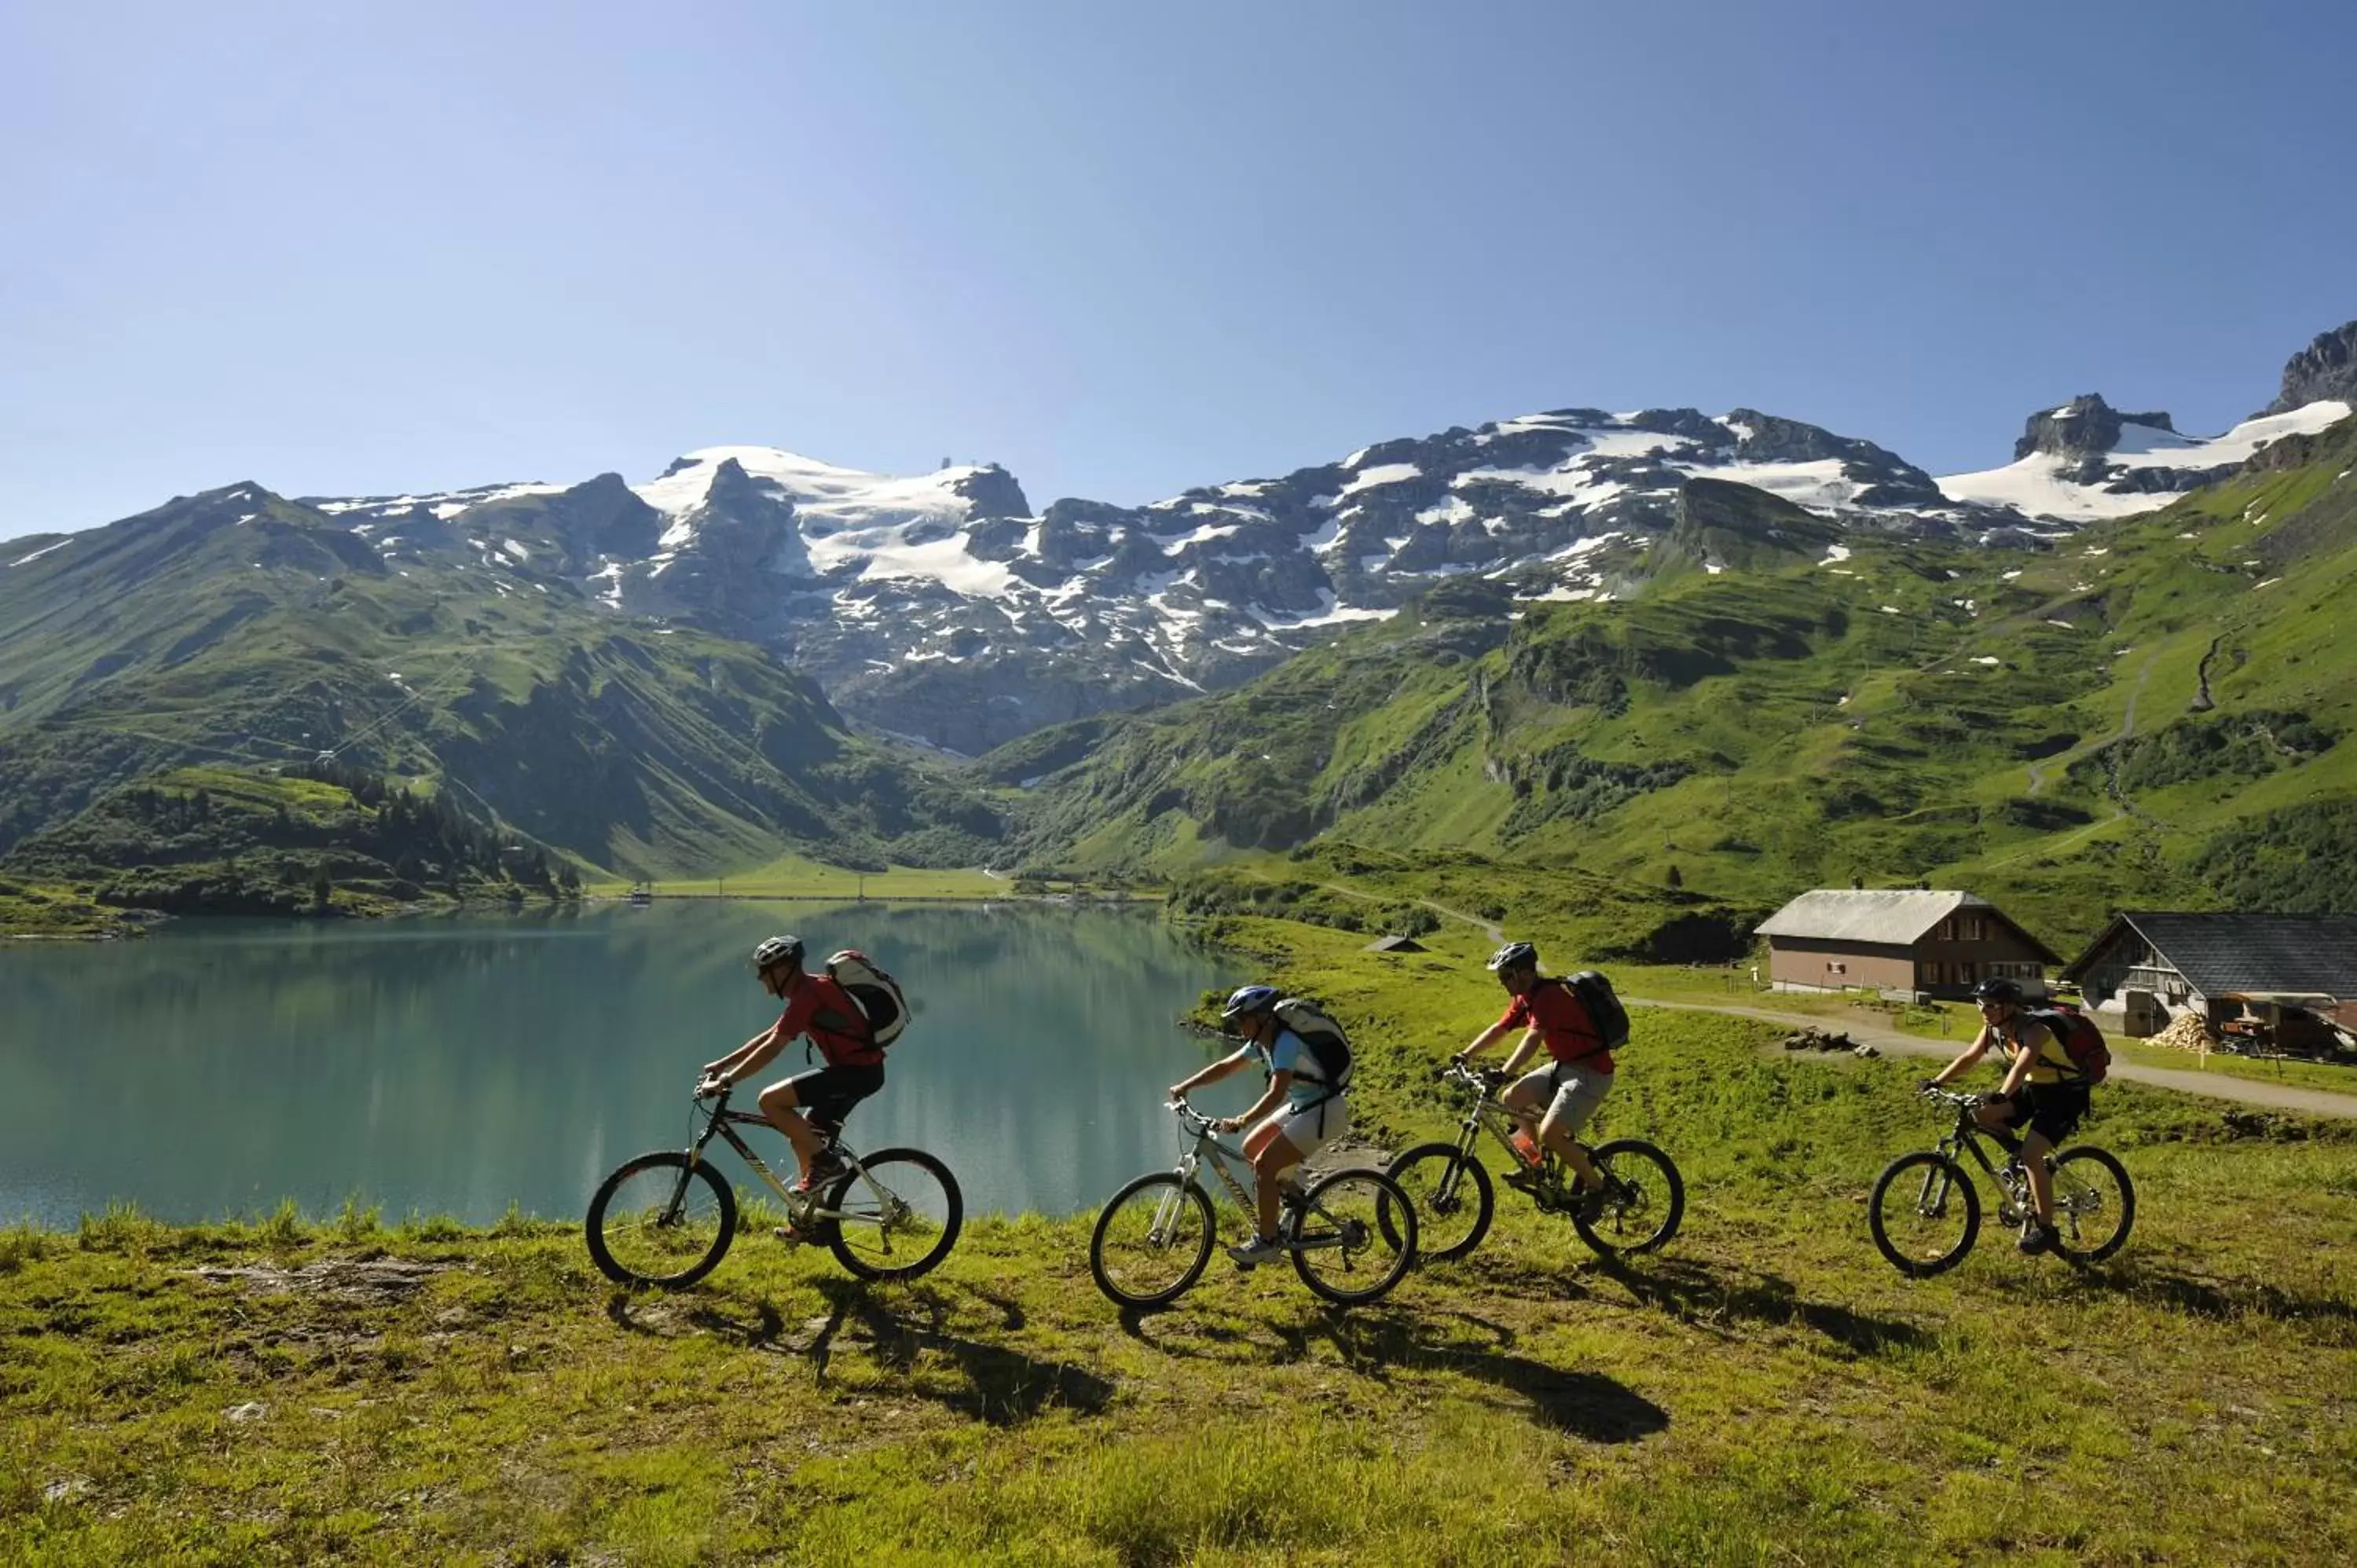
[1271,997,1352,1092]
[824,950,910,1048]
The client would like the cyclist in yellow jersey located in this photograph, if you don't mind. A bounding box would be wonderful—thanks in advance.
[1922,976,2092,1254]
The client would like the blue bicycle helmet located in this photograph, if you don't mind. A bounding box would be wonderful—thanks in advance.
[1220,984,1281,1023]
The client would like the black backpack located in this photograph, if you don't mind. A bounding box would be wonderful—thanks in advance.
[1563,970,1632,1053]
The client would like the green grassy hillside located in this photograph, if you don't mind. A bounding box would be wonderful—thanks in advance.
[1,761,559,918]
[0,484,1008,891]
[1003,420,2357,951]
[5,913,2351,1563]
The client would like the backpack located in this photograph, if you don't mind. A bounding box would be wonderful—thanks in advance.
[1563,970,1632,1053]
[1271,997,1353,1094]
[822,950,910,1049]
[2026,1006,2109,1086]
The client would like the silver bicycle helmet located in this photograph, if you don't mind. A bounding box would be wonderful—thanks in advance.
[1486,940,1539,973]
[751,934,805,973]
[1219,984,1281,1023]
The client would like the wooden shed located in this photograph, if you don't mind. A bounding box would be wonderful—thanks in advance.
[2059,911,2357,1037]
[1754,889,2061,1000]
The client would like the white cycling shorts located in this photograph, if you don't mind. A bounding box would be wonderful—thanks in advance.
[1252,1095,1351,1163]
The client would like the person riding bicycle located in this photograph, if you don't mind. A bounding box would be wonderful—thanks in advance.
[1169,984,1352,1266]
[1922,976,2090,1255]
[697,935,885,1206]
[1453,941,1613,1216]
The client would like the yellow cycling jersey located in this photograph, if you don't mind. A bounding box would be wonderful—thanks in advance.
[2000,1018,2077,1085]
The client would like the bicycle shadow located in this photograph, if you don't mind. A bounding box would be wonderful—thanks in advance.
[2015,1258,2357,1326]
[1291,1307,1669,1443]
[1590,1256,1932,1358]
[802,1277,1115,1427]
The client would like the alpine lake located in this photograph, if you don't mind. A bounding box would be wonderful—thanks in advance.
[0,899,1237,1229]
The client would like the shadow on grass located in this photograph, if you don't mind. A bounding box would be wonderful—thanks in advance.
[1593,1256,1933,1357]
[805,1277,1113,1426]
[1301,1308,1667,1442]
[2044,1260,2357,1330]
[1123,1300,1663,1442]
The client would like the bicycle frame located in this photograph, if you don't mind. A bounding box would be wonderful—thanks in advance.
[670,1086,894,1228]
[1910,1090,2028,1217]
[1152,1102,1360,1255]
[1439,1064,1580,1191]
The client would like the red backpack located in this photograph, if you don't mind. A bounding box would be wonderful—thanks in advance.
[2027,1006,2110,1086]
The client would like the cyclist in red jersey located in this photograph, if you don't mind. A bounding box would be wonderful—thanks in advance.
[1453,941,1614,1214]
[698,935,885,1195]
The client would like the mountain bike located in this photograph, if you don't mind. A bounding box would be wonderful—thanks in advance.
[1868,1088,2133,1277]
[1382,1061,1684,1261]
[586,1081,962,1288]
[1088,1101,1418,1308]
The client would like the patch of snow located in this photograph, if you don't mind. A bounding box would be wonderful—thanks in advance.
[1879,605,1901,614]
[1819,544,1853,566]
[1416,495,1475,526]
[1686,456,1858,513]
[1247,592,1395,631]
[2044,618,2076,628]
[1337,463,1420,498]
[1704,562,1725,574]
[1971,656,2001,666]
[7,539,70,566]
[500,540,530,562]
[2254,577,2282,589]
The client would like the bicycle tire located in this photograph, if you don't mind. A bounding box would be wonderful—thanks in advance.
[1571,1139,1684,1256]
[585,1151,738,1289]
[825,1148,962,1280]
[2048,1145,2135,1262]
[1089,1172,1218,1308]
[1290,1168,1417,1305]
[1382,1142,1494,1262]
[1868,1150,1979,1277]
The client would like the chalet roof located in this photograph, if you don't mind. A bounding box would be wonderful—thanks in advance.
[2063,912,2357,999]
[1364,933,1428,954]
[1756,889,1992,945]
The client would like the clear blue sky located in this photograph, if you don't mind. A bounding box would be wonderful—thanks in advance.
[5,0,2352,540]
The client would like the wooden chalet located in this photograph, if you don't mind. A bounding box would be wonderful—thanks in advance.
[1754,890,2061,1000]
[2060,911,2357,1037]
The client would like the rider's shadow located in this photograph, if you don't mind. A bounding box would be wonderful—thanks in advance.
[1591,1256,1930,1358]
[801,1277,1114,1427]
[1292,1307,1669,1444]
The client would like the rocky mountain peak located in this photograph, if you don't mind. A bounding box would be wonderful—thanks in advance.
[2263,320,2357,416]
[947,463,1032,521]
[2012,395,2177,463]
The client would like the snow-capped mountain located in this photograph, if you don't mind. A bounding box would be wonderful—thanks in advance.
[295,404,2003,751]
[1936,395,2351,524]
[3,316,2298,753]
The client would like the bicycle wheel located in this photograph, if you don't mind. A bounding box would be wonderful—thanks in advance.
[585,1152,737,1288]
[1291,1169,1417,1305]
[1382,1142,1494,1262]
[1571,1139,1685,1256]
[1868,1150,1980,1277]
[1089,1172,1217,1308]
[826,1149,962,1280]
[2048,1146,2135,1262]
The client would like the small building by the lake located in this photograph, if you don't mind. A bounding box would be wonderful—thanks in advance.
[1755,889,2061,1000]
[2059,910,2357,1037]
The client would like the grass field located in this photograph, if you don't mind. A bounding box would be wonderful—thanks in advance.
[5,916,2353,1564]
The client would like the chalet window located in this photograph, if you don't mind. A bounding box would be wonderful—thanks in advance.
[1827,962,1846,976]
[1959,962,1976,984]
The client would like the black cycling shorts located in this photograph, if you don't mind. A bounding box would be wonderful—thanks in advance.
[783,1063,885,1130]
[1993,1082,2090,1145]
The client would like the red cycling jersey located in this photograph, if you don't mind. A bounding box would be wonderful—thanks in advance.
[777,972,884,1068]
[1497,978,1613,1073]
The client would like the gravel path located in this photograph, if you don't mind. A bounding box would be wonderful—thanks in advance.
[1627,997,2357,1120]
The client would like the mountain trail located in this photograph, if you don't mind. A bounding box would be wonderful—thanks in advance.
[1312,881,1505,943]
[1626,997,2357,1119]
